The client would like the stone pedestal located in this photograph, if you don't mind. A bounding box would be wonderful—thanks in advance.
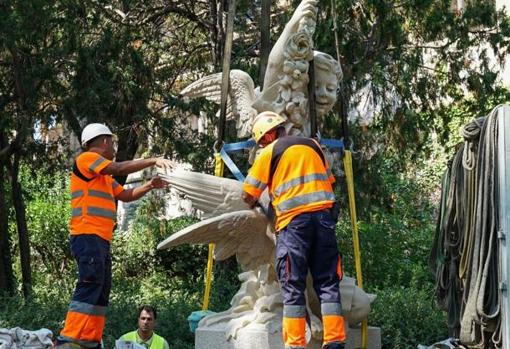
[345,326,382,349]
[195,324,382,349]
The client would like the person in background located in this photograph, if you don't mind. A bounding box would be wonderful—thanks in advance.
[119,305,169,349]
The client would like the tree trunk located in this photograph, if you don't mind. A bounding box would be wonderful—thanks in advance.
[0,131,14,296]
[10,153,31,298]
[208,0,220,69]
[217,0,225,66]
[259,0,271,87]
[113,128,140,186]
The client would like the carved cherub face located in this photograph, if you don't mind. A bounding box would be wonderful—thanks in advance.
[314,52,342,116]
[315,68,338,116]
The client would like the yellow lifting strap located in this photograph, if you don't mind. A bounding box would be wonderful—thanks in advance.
[343,150,368,349]
[202,152,225,311]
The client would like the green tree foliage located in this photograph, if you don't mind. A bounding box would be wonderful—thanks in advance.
[22,169,74,286]
[0,0,221,296]
[317,0,509,116]
[0,0,72,297]
[0,0,508,348]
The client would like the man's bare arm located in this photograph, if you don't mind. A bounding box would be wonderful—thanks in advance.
[101,158,172,176]
[116,176,168,203]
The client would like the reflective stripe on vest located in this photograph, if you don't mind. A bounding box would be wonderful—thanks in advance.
[71,206,116,220]
[72,190,84,199]
[245,175,267,191]
[273,173,330,197]
[87,206,116,220]
[276,191,336,212]
[72,189,114,201]
[89,157,107,173]
[89,189,114,201]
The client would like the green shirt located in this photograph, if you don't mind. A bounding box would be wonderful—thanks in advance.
[120,330,169,349]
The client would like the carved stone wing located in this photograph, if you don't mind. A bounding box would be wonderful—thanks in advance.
[159,170,248,218]
[159,169,271,219]
[180,69,258,138]
[157,210,274,272]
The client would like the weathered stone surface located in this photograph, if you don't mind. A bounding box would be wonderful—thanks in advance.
[195,324,382,349]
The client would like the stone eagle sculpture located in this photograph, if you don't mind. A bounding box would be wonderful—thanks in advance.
[157,169,373,341]
[180,0,343,138]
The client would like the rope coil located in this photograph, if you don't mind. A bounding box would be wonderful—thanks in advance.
[462,117,483,171]
[430,106,504,347]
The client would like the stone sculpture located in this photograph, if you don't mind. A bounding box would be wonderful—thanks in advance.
[180,0,342,138]
[161,0,378,346]
[157,170,374,343]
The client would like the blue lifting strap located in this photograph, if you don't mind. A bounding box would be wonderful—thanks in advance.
[222,139,256,152]
[320,138,344,150]
[219,139,255,181]
[220,138,344,182]
[220,147,246,182]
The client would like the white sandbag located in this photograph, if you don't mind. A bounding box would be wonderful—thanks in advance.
[0,328,53,349]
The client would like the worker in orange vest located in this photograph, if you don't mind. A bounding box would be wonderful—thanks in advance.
[56,123,171,349]
[242,112,346,349]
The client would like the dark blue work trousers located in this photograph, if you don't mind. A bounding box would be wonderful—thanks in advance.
[276,210,342,306]
[57,234,111,348]
[70,234,112,307]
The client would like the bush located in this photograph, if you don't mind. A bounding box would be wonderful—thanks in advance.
[106,286,197,349]
[0,292,68,334]
[369,284,447,348]
[334,148,445,348]
[23,170,75,285]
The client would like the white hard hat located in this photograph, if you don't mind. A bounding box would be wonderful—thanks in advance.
[81,123,113,146]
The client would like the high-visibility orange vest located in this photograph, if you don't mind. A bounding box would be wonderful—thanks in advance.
[243,136,335,231]
[70,151,124,242]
